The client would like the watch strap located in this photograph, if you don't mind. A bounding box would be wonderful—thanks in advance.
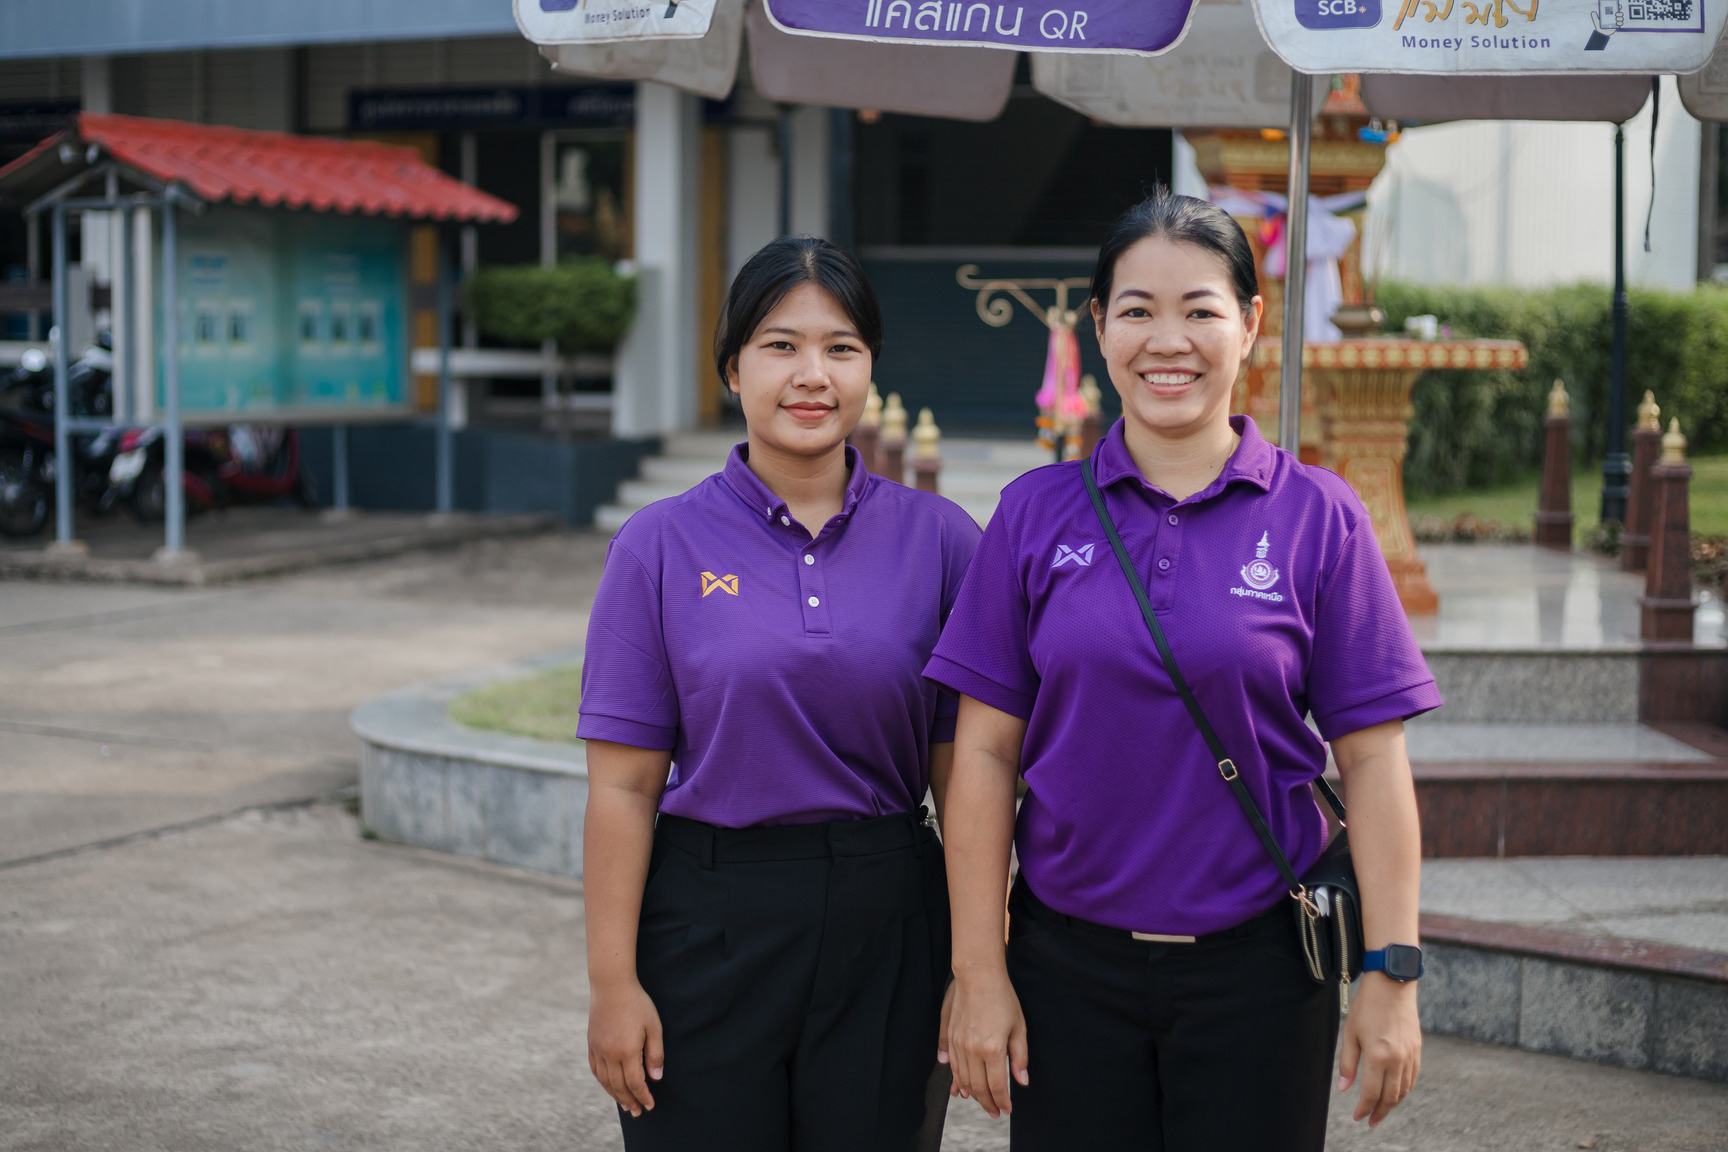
[1362,945,1424,980]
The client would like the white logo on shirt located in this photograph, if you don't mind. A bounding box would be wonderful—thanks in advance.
[1052,543,1096,569]
[1232,531,1285,602]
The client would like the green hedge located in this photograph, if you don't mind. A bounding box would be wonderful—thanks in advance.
[1373,280,1728,497]
[465,258,637,355]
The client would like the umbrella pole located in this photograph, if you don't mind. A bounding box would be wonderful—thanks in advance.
[1278,72,1315,454]
[1601,123,1631,525]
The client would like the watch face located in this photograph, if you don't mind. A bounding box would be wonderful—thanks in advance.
[1384,944,1424,981]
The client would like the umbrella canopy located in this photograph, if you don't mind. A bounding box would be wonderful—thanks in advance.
[1254,0,1727,75]
[530,0,1197,114]
[1362,74,1652,122]
[1679,40,1728,119]
[1031,0,1327,129]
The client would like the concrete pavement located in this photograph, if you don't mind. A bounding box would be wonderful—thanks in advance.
[3,529,1726,1151]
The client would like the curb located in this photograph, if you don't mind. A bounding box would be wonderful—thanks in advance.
[0,512,561,586]
[351,646,589,879]
[1420,913,1728,1083]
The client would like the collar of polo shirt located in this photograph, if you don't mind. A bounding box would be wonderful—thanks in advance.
[721,442,871,527]
[1090,415,1278,499]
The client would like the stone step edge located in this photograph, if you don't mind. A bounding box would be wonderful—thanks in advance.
[1418,912,1728,1083]
[1421,913,1728,984]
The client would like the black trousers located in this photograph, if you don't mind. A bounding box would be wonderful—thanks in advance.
[622,811,950,1152]
[1005,877,1339,1152]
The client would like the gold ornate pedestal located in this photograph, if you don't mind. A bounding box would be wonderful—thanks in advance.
[1256,339,1528,615]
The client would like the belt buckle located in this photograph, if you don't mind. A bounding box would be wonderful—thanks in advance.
[1131,931,1197,944]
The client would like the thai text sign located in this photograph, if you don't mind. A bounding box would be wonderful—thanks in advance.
[517,0,717,46]
[1253,0,1727,73]
[765,0,1198,54]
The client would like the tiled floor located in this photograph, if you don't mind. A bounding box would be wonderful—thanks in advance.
[1412,542,1726,651]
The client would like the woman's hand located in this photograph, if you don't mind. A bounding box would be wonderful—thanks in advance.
[943,966,1029,1118]
[587,976,665,1118]
[1338,975,1421,1126]
[582,741,673,1119]
[1330,719,1424,1127]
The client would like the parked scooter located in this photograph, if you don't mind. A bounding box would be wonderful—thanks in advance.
[112,423,317,521]
[0,333,119,538]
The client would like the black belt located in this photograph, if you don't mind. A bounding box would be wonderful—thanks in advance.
[657,808,934,866]
[1012,875,1284,946]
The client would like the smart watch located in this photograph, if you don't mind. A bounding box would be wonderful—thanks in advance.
[1361,944,1424,982]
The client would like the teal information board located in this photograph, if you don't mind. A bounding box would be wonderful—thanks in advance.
[161,207,411,424]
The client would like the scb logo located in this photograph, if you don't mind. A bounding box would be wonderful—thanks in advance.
[1294,0,1381,29]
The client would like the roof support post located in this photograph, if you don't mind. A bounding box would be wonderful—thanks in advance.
[49,201,79,551]
[157,193,189,560]
[435,227,455,516]
[117,198,134,426]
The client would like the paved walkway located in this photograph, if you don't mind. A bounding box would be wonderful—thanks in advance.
[2,528,1725,1150]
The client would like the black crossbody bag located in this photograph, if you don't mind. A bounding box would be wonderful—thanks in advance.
[1081,459,1363,1011]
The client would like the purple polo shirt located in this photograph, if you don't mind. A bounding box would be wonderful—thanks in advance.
[578,444,981,827]
[925,416,1441,936]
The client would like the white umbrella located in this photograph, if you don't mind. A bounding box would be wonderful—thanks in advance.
[1032,0,1325,130]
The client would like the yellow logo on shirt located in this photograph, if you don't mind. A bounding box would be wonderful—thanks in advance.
[700,571,739,598]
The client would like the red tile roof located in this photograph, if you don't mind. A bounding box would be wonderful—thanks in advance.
[0,113,516,223]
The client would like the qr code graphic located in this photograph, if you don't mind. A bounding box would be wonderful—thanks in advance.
[1625,0,1699,27]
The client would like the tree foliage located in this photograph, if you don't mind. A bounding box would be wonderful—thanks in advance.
[465,259,637,355]
[1375,280,1728,496]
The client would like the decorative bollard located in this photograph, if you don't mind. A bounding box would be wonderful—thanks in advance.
[1077,374,1103,460]
[1620,390,1662,573]
[912,408,941,494]
[853,382,883,474]
[1535,379,1573,550]
[880,392,909,484]
[1640,418,1696,643]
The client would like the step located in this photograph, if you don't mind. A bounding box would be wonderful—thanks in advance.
[1416,857,1728,1084]
[1424,651,1642,724]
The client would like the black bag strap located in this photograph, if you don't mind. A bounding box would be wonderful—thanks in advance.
[1080,459,1344,898]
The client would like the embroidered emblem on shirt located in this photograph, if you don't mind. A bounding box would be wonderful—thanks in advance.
[700,571,740,597]
[1051,543,1096,569]
[1232,532,1285,602]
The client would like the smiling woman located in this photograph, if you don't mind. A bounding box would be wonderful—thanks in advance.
[932,188,1441,1151]
[576,236,980,1152]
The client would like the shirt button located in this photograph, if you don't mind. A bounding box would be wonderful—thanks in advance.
[803,554,815,565]
[780,515,791,526]
[807,596,820,608]
[1168,514,1179,526]
[1157,558,1171,572]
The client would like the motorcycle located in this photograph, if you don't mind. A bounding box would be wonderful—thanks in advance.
[0,334,119,538]
[112,423,317,521]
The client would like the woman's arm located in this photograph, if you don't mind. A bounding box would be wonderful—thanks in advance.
[1330,718,1423,1128]
[928,741,954,834]
[583,740,673,1118]
[939,694,1030,1118]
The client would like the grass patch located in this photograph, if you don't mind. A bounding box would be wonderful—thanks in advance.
[447,663,582,744]
[1406,454,1728,539]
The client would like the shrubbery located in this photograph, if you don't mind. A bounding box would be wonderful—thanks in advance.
[1374,280,1728,496]
[465,258,637,355]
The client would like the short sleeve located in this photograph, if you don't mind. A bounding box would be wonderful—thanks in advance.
[929,508,985,742]
[576,539,679,749]
[1307,517,1442,741]
[924,502,1038,720]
